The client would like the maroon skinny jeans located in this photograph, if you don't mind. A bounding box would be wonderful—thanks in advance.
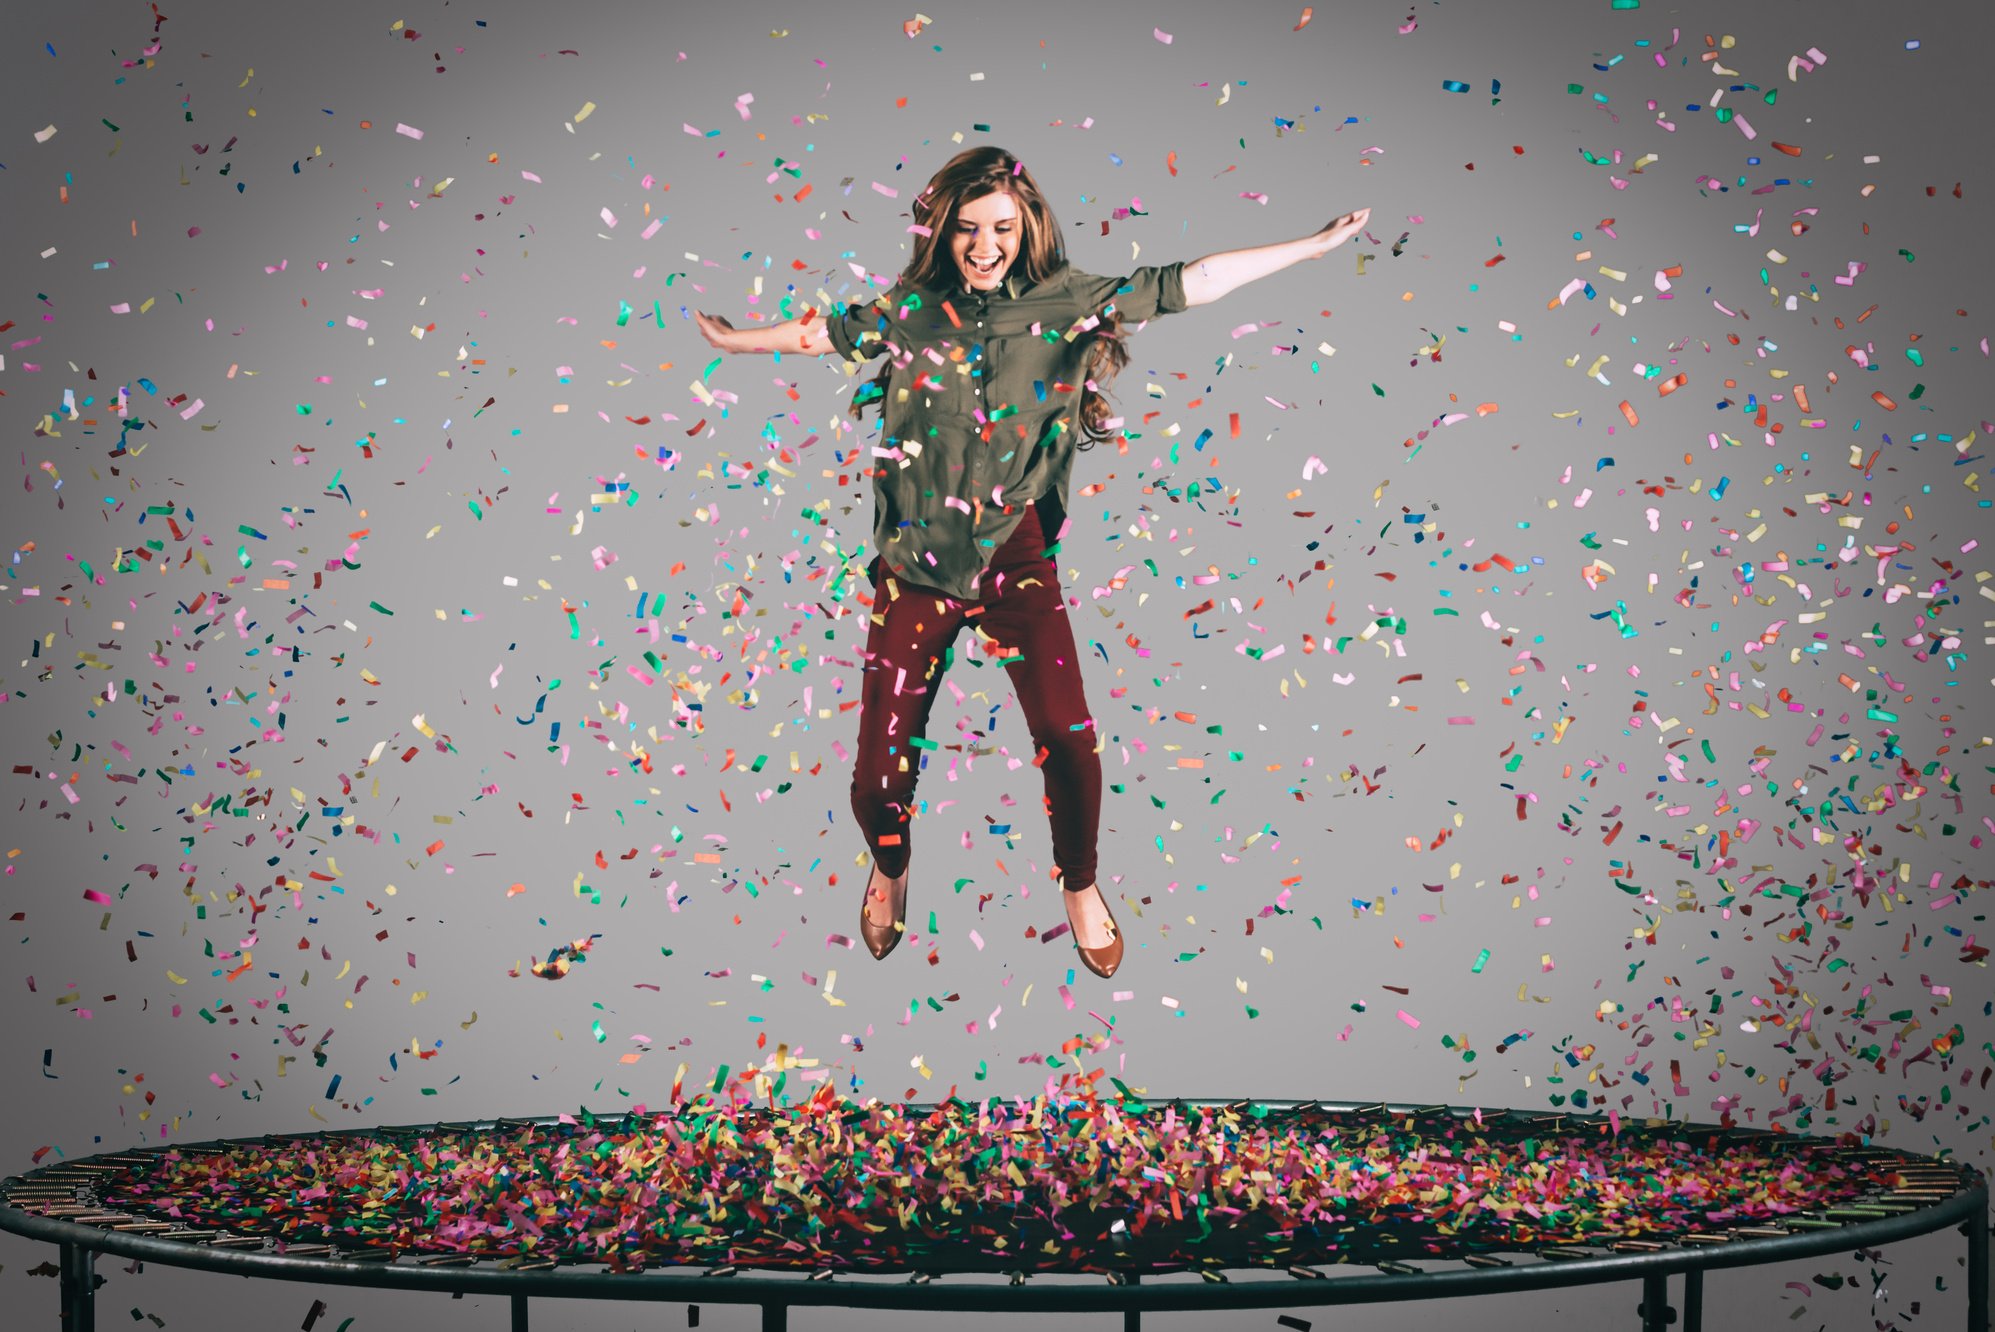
[848,503,1101,892]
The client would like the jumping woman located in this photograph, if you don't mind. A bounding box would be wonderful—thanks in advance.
[697,146,1368,979]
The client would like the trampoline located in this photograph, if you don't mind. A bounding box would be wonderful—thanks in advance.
[3,1096,1986,1331]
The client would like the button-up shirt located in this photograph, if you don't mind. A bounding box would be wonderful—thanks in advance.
[824,258,1189,601]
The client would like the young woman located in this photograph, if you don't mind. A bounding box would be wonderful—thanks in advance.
[697,146,1368,980]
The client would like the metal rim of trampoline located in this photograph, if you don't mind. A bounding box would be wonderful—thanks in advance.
[3,1099,1987,1321]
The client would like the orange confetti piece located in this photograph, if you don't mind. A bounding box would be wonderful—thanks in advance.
[1794,384,1810,413]
[1294,6,1314,29]
[1657,373,1688,396]
[1474,401,1500,416]
[1165,150,1178,177]
[1871,390,1897,410]
[1229,411,1241,438]
[1770,141,1803,157]
[1618,400,1640,427]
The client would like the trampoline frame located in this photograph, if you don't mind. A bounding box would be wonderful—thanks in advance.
[4,1100,1987,1332]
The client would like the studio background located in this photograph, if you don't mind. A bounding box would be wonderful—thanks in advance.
[2,0,1987,1328]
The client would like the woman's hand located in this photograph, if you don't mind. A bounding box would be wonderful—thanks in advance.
[1310,207,1372,258]
[694,310,741,353]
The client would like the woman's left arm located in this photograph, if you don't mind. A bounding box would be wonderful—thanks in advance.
[1180,207,1372,307]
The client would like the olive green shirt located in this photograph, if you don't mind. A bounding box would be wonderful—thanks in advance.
[824,257,1189,601]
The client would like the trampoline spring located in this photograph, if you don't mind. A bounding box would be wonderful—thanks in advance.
[1287,1265,1325,1280]
[1461,1254,1512,1269]
[72,1214,136,1226]
[1376,1261,1421,1275]
[1824,1207,1891,1220]
[1609,1240,1667,1253]
[1006,1271,1027,1286]
[274,1244,334,1256]
[207,1236,268,1249]
[111,1221,178,1234]
[1731,1227,1791,1239]
[1776,1217,1841,1230]
[1200,1269,1229,1284]
[1538,1247,1592,1261]
[908,1271,935,1285]
[1105,1270,1130,1285]
[416,1254,478,1267]
[334,1248,394,1262]
[157,1230,218,1242]
[1678,1232,1734,1245]
[501,1258,557,1272]
[706,1265,739,1279]
[806,1268,836,1282]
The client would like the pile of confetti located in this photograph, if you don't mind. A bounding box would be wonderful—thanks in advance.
[93,1095,1924,1273]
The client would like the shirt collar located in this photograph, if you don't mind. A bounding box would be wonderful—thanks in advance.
[952,267,1040,302]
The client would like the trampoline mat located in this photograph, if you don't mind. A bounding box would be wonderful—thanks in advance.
[84,1096,1955,1276]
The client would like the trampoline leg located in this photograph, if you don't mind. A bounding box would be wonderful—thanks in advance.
[1682,1268,1702,1332]
[761,1302,786,1332]
[1638,1271,1671,1332]
[1967,1213,1987,1332]
[58,1243,96,1332]
[1125,1271,1140,1332]
[509,1294,528,1332]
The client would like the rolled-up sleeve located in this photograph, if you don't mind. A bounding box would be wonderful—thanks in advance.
[824,283,905,361]
[1065,262,1189,324]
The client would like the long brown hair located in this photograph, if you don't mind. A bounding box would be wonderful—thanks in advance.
[845,146,1128,451]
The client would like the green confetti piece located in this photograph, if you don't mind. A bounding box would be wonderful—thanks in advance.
[369,601,394,615]
[1472,948,1491,973]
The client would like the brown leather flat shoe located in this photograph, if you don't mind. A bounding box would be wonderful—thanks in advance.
[1071,885,1123,980]
[858,862,906,961]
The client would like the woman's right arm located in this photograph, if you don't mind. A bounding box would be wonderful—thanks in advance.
[694,309,836,357]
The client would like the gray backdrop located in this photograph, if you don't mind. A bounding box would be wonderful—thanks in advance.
[3,0,1988,1328]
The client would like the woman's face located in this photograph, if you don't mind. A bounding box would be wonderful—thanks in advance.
[948,190,1020,292]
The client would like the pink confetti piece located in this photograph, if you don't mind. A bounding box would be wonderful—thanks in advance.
[394,122,424,140]
[1397,1009,1420,1028]
[1154,27,1173,43]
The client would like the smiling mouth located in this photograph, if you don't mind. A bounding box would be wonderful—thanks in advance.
[967,256,1003,276]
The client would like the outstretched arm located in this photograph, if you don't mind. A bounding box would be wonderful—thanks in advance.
[1180,207,1372,307]
[694,309,836,356]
